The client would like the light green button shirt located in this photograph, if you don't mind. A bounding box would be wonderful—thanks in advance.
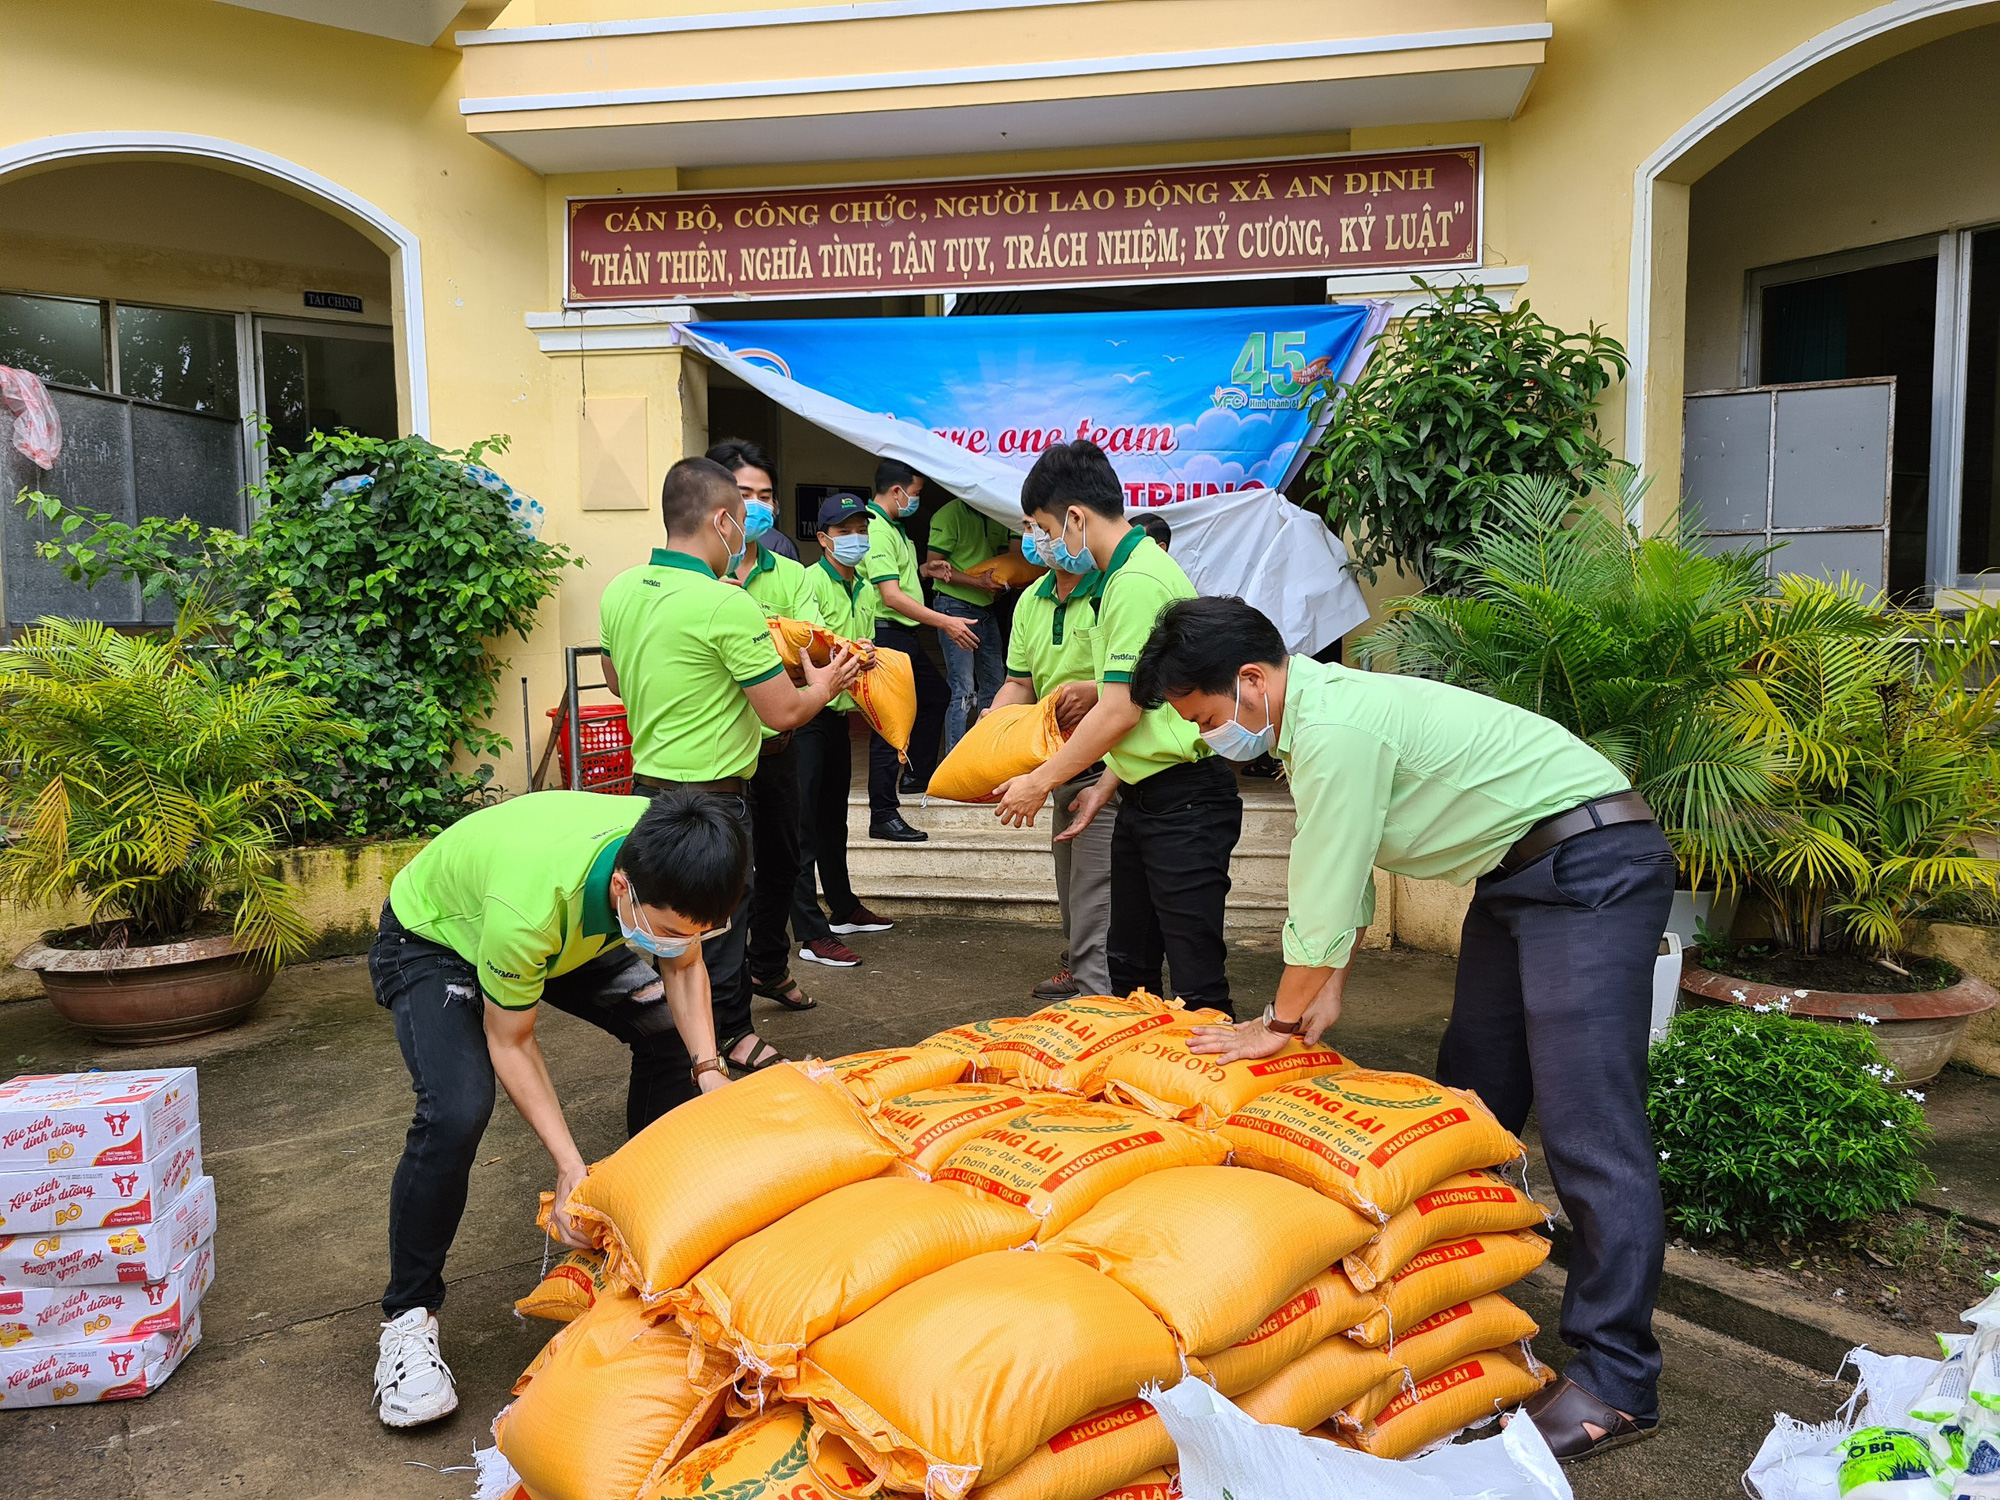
[1277,655,1629,969]
[863,502,922,629]
[927,497,1014,608]
[1005,568,1104,698]
[1093,528,1209,785]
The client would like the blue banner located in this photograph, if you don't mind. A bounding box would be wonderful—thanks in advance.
[685,303,1374,502]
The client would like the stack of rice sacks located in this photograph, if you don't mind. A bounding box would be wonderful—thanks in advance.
[481,992,1558,1500]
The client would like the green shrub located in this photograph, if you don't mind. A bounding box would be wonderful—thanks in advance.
[1648,1006,1932,1239]
[19,430,576,838]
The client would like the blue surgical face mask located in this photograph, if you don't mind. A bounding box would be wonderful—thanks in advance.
[829,532,871,566]
[616,886,695,959]
[1051,510,1097,574]
[1200,677,1278,762]
[742,500,776,541]
[1023,523,1060,570]
[716,510,747,574]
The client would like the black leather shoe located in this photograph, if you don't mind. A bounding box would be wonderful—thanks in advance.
[899,772,922,794]
[869,816,929,842]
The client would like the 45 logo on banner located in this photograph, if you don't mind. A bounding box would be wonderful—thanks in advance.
[1223,332,1320,409]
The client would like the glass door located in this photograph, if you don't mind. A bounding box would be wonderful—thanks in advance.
[255,317,396,461]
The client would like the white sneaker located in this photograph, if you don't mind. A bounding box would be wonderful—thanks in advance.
[375,1307,458,1428]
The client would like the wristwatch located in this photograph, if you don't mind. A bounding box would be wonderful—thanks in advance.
[1261,1004,1305,1036]
[691,1056,728,1084]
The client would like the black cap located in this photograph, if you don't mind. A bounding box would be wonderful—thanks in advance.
[816,492,869,530]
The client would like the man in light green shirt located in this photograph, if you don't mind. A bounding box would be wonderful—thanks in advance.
[922,494,1018,754]
[993,439,1244,1018]
[1132,594,1675,1461]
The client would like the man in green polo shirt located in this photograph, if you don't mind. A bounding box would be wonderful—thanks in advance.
[369,789,747,1429]
[986,556,1112,1000]
[862,459,979,842]
[922,493,1018,755]
[599,456,858,1078]
[992,439,1244,1019]
[1133,594,1674,1463]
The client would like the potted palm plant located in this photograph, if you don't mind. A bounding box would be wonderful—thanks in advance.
[2,605,355,1042]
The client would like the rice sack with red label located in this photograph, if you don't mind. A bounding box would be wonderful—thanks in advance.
[1341,1168,1548,1291]
[1347,1230,1551,1348]
[975,993,1221,1096]
[1099,1027,1359,1129]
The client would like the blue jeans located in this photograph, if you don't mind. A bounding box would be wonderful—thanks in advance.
[934,593,1005,753]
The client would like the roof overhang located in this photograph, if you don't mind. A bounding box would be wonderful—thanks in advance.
[457,0,1548,173]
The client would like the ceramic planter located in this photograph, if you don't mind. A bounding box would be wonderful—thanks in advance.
[13,929,274,1045]
[1679,948,1999,1085]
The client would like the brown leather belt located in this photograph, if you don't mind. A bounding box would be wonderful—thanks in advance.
[759,730,795,757]
[1497,789,1655,877]
[631,773,748,796]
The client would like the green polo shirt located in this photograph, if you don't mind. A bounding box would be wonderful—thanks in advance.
[1277,656,1629,969]
[1093,528,1208,785]
[1005,568,1104,698]
[927,497,1014,608]
[740,544,822,628]
[808,556,869,713]
[598,547,786,781]
[389,791,648,1010]
[863,502,922,629]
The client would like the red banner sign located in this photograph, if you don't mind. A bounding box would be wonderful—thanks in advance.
[566,147,1479,305]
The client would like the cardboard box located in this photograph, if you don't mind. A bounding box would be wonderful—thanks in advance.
[0,1069,199,1169]
[0,1135,202,1234]
[0,1309,200,1407]
[0,1174,217,1289]
[0,1239,212,1349]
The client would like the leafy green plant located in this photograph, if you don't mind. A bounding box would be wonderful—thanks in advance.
[19,429,576,837]
[0,604,356,962]
[1306,281,1627,593]
[1648,1006,1931,1239]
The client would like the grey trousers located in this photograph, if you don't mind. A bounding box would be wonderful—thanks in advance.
[1050,771,1117,996]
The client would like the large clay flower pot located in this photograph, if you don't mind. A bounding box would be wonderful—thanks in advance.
[1679,949,1998,1085]
[13,929,274,1045]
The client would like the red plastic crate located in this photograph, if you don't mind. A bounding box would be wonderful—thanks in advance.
[546,704,633,794]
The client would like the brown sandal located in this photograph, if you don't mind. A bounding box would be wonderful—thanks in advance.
[1522,1375,1658,1461]
[752,973,818,1011]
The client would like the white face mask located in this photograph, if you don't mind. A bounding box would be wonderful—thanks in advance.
[1200,677,1277,762]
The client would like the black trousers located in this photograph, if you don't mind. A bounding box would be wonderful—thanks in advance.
[1437,819,1676,1422]
[371,902,693,1317]
[867,620,948,822]
[700,787,756,1045]
[747,738,802,984]
[793,707,859,944]
[1106,755,1243,1019]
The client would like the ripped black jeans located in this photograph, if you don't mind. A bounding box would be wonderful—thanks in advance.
[371,901,693,1317]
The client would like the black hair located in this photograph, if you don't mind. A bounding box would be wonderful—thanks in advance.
[1130,596,1287,709]
[1134,512,1172,551]
[1021,439,1124,520]
[661,456,739,534]
[873,457,920,497]
[707,438,776,486]
[617,789,751,926]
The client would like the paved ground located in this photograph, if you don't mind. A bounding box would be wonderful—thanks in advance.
[0,919,1869,1497]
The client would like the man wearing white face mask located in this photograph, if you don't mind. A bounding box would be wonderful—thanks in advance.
[1132,594,1675,1464]
[368,789,747,1428]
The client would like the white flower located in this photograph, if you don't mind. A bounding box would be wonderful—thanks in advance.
[1730,989,1747,1001]
[1856,1012,1880,1025]
[1905,1090,1926,1103]
[1882,1120,1895,1129]
[1659,1151,1671,1162]
[1753,1003,1773,1014]
[1774,998,1793,1011]
[1674,1077,1686,1087]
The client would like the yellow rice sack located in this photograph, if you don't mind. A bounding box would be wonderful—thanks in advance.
[1045,1165,1376,1354]
[1348,1230,1551,1348]
[976,992,1219,1096]
[920,1017,1027,1062]
[791,1250,1181,1500]
[1344,1344,1551,1460]
[932,1099,1227,1240]
[967,551,1049,589]
[1342,1169,1550,1291]
[1099,1026,1359,1129]
[1341,1294,1540,1427]
[1196,1269,1381,1397]
[767,618,915,757]
[495,1285,735,1500]
[820,1048,972,1108]
[567,1062,898,1301]
[1092,1470,1174,1500]
[1219,1070,1522,1222]
[646,1404,865,1500]
[868,1084,1037,1177]
[1234,1334,1400,1432]
[515,1245,612,1323]
[927,699,1068,804]
[970,1398,1172,1500]
[665,1177,1032,1384]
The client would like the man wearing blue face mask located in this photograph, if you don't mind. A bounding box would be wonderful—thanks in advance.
[710,439,800,561]
[1132,594,1674,1465]
[368,789,748,1429]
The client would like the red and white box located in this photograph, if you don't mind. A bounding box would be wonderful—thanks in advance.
[0,1135,203,1234]
[0,1069,199,1169]
[0,1240,213,1349]
[0,1174,216,1289]
[0,1309,200,1407]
